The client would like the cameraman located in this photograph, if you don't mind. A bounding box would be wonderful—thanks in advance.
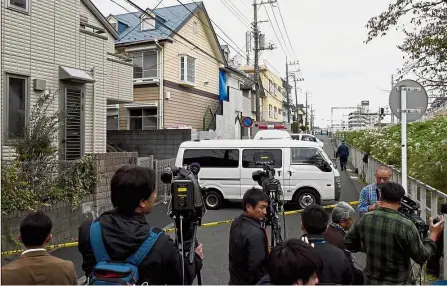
[345,182,445,284]
[229,188,269,285]
[78,166,203,285]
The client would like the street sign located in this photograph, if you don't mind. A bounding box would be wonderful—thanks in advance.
[389,79,428,122]
[389,79,428,193]
[241,116,254,128]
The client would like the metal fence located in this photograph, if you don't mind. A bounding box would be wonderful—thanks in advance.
[137,156,175,201]
[334,137,447,279]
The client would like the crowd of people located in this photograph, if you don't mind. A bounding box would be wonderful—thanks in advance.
[1,164,446,285]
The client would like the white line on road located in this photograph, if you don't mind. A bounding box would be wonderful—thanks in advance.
[350,176,359,180]
[346,168,353,172]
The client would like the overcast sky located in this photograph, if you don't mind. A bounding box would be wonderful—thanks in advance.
[93,0,406,127]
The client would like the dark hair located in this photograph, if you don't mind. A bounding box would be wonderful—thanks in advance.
[380,182,405,203]
[111,165,156,214]
[302,204,329,234]
[242,188,269,211]
[20,211,52,247]
[267,239,322,285]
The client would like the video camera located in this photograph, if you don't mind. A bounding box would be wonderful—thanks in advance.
[161,163,206,285]
[250,152,285,248]
[398,195,429,237]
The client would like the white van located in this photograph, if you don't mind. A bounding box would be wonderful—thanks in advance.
[175,140,341,210]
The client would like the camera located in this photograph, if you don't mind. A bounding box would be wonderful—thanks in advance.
[161,163,206,285]
[398,195,429,237]
[250,152,285,247]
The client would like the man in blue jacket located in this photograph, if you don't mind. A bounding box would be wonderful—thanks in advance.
[336,140,349,171]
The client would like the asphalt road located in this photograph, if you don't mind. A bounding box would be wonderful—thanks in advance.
[3,135,367,284]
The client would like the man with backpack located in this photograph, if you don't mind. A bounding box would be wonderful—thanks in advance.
[78,165,203,285]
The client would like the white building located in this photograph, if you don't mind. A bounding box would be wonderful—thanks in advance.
[1,0,133,160]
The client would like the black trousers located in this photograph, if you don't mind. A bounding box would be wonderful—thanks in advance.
[339,157,348,170]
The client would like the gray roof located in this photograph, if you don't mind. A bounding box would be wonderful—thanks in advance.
[113,2,200,45]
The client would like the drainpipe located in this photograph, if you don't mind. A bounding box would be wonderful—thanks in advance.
[92,67,96,153]
[155,39,164,129]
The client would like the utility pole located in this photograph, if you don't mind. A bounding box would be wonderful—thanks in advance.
[287,62,301,125]
[253,0,276,122]
[285,56,290,123]
[391,75,395,124]
[305,91,309,131]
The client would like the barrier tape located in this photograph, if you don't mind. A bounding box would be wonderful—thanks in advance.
[1,201,359,257]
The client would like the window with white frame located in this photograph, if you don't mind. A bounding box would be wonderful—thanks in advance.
[269,104,272,118]
[128,108,158,130]
[274,107,278,118]
[141,14,155,31]
[180,55,196,84]
[5,74,28,140]
[132,50,158,79]
[8,0,29,13]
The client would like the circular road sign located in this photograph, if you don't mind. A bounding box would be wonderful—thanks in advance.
[241,116,254,128]
[389,79,428,122]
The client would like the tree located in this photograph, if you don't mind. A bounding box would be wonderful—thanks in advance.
[365,0,447,91]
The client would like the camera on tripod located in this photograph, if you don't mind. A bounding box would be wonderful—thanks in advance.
[161,163,206,285]
[250,152,285,248]
[398,195,429,237]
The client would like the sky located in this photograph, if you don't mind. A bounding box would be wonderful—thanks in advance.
[93,0,407,128]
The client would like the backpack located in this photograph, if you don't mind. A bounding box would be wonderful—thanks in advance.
[88,221,163,285]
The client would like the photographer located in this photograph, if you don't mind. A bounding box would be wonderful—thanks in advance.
[78,166,203,285]
[345,182,445,284]
[229,188,269,285]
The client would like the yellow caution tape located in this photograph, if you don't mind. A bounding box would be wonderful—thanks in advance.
[1,201,359,257]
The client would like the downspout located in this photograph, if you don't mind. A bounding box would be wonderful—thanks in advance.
[155,39,164,129]
[92,67,95,153]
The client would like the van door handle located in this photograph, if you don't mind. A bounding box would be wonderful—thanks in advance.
[288,171,292,176]
[277,171,281,176]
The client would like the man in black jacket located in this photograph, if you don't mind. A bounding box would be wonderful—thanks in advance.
[78,165,203,285]
[229,188,269,285]
[301,204,353,285]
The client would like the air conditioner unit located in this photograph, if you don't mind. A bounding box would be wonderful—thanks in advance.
[133,78,159,84]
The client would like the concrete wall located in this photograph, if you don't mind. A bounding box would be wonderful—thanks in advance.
[0,152,138,253]
[107,129,191,160]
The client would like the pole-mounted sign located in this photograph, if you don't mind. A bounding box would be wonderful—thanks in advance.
[389,79,428,193]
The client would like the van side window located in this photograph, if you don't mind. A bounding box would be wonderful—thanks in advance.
[242,149,282,168]
[291,147,324,165]
[183,149,239,168]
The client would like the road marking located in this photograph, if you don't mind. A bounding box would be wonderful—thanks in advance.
[347,168,353,172]
[1,201,360,256]
[350,176,359,180]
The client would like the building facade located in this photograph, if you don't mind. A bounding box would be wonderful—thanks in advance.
[239,65,285,123]
[107,2,226,131]
[1,0,133,160]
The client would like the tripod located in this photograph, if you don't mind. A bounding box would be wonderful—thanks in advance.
[264,190,285,249]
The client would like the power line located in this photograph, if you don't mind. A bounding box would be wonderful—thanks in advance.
[225,0,252,26]
[276,1,298,64]
[269,3,292,60]
[263,5,288,60]
[219,0,252,29]
[177,0,253,66]
[118,0,225,65]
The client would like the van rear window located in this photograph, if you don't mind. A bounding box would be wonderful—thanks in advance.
[183,149,239,168]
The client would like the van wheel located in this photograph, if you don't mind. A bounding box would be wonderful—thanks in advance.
[205,190,223,210]
[295,189,320,209]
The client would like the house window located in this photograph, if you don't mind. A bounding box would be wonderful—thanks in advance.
[274,107,277,119]
[180,55,196,84]
[110,22,117,31]
[5,74,28,140]
[132,50,158,79]
[141,14,155,31]
[128,108,157,130]
[8,0,29,13]
[269,104,272,118]
[193,21,198,34]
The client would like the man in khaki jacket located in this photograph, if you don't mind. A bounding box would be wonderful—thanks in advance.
[2,211,77,285]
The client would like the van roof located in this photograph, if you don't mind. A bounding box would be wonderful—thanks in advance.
[179,139,321,149]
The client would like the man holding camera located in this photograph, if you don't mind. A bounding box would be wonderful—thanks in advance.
[78,166,203,285]
[229,188,269,285]
[345,182,445,285]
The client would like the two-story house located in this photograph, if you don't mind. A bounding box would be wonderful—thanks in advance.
[1,0,133,160]
[240,65,285,123]
[106,2,226,131]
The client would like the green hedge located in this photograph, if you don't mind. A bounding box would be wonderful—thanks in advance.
[337,115,447,192]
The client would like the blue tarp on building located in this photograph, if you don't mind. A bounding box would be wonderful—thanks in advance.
[219,70,228,102]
